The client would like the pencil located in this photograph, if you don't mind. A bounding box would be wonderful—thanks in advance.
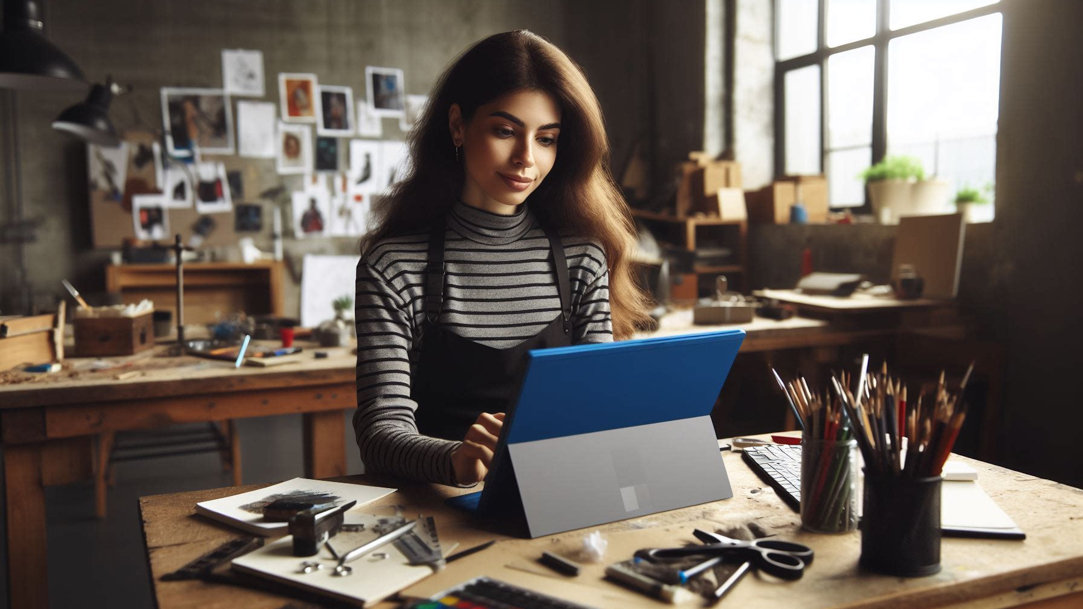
[61,279,90,309]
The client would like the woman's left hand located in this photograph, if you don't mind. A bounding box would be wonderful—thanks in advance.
[451,412,505,485]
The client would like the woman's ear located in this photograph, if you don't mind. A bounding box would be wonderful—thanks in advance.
[448,103,464,147]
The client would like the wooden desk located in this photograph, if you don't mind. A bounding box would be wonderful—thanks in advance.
[0,344,355,609]
[140,448,1083,609]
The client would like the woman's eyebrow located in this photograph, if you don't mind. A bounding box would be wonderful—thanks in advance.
[488,110,561,131]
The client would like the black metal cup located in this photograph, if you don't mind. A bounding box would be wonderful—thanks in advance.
[860,472,942,577]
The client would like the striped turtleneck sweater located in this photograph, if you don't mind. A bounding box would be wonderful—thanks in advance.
[353,201,613,485]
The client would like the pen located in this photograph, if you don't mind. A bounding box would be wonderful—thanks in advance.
[445,539,495,563]
[337,519,417,566]
[234,334,251,368]
[61,279,90,309]
[710,560,751,603]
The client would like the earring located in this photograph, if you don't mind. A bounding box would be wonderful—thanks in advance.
[454,145,461,162]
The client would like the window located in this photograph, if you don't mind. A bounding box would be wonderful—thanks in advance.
[775,0,1002,220]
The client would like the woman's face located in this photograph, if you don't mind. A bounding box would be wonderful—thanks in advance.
[450,89,561,215]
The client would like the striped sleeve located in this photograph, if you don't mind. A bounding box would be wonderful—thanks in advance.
[352,257,460,485]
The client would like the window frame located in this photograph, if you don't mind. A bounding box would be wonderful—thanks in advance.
[773,0,1003,214]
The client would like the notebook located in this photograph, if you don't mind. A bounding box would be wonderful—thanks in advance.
[456,329,745,538]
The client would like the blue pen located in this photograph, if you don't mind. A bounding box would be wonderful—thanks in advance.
[235,334,251,368]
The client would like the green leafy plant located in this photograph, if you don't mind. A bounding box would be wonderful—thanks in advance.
[332,295,353,313]
[858,155,926,182]
[954,183,992,204]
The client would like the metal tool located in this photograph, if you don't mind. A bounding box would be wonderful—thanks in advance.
[636,528,814,581]
[317,519,417,577]
[286,499,356,557]
[161,537,262,581]
[394,516,445,569]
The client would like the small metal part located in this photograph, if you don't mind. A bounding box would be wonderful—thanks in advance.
[298,561,325,574]
[371,551,389,560]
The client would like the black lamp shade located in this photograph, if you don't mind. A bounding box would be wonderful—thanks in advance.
[0,0,85,91]
[53,82,120,147]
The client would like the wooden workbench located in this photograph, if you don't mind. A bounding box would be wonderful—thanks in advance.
[140,446,1083,609]
[0,343,356,609]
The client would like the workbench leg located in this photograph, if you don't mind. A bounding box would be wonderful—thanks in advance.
[302,410,347,479]
[4,443,49,609]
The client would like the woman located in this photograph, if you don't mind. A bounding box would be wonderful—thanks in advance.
[353,30,651,486]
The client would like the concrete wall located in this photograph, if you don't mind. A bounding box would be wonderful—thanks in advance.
[0,0,708,316]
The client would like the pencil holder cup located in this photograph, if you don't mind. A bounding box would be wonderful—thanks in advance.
[860,472,942,577]
[800,438,858,533]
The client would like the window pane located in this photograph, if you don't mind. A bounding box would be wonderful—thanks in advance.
[785,66,821,175]
[777,0,818,60]
[828,147,870,207]
[826,46,874,148]
[826,0,876,47]
[891,0,998,30]
[887,14,1001,175]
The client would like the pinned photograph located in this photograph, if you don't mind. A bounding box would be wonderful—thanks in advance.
[315,137,339,172]
[222,49,265,97]
[132,194,168,240]
[355,100,382,138]
[161,88,234,157]
[237,100,277,158]
[400,94,429,132]
[234,203,263,232]
[277,123,312,175]
[161,165,193,208]
[193,162,233,214]
[292,189,330,237]
[380,140,411,194]
[87,142,129,203]
[348,139,380,192]
[279,73,318,122]
[316,85,354,136]
[365,66,405,116]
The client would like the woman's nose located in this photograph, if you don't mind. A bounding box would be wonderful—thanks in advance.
[512,139,535,167]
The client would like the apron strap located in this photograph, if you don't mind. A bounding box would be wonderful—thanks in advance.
[424,223,446,323]
[541,224,572,335]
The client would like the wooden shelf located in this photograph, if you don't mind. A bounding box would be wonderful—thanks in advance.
[106,261,285,325]
[631,209,748,297]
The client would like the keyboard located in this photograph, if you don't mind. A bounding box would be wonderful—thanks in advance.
[741,443,802,511]
[402,576,597,609]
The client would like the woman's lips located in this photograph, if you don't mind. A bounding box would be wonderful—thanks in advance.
[500,173,533,191]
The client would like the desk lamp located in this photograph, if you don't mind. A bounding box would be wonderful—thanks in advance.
[52,77,124,147]
[0,0,84,91]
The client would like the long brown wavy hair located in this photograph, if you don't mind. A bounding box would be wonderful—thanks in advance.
[361,30,650,339]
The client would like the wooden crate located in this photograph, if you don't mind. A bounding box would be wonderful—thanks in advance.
[73,312,154,357]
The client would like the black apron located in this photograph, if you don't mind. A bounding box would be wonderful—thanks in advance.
[413,220,573,441]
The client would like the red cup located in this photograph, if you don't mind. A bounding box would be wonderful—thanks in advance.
[279,327,295,348]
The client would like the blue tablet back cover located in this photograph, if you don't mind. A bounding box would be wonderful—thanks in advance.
[504,329,745,445]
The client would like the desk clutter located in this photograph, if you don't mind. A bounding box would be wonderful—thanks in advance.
[178,476,816,608]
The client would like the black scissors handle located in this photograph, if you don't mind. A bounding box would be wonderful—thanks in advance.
[693,529,814,580]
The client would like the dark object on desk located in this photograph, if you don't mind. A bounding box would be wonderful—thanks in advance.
[893,263,925,299]
[161,536,262,581]
[286,499,353,557]
[73,311,154,357]
[402,576,597,609]
[637,528,813,581]
[756,298,795,320]
[795,272,864,296]
[538,551,581,576]
[445,539,496,563]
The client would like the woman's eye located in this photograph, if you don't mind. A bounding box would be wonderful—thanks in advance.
[537,136,557,147]
[494,126,514,138]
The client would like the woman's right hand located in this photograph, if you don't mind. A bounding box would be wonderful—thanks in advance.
[451,412,505,485]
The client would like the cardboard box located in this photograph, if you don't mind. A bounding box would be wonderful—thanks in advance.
[0,309,65,370]
[74,311,154,357]
[676,155,743,217]
[745,175,829,224]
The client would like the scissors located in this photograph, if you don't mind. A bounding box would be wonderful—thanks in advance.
[636,528,814,581]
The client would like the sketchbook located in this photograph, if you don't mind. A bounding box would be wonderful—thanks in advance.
[195,477,395,536]
[232,513,440,607]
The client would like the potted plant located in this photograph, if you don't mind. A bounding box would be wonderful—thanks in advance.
[859,155,950,224]
[954,183,992,223]
[315,295,354,347]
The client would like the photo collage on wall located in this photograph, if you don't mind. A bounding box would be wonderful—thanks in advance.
[92,47,429,247]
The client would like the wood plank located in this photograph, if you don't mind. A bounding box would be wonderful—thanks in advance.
[43,384,355,439]
[4,443,48,609]
[303,410,347,478]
